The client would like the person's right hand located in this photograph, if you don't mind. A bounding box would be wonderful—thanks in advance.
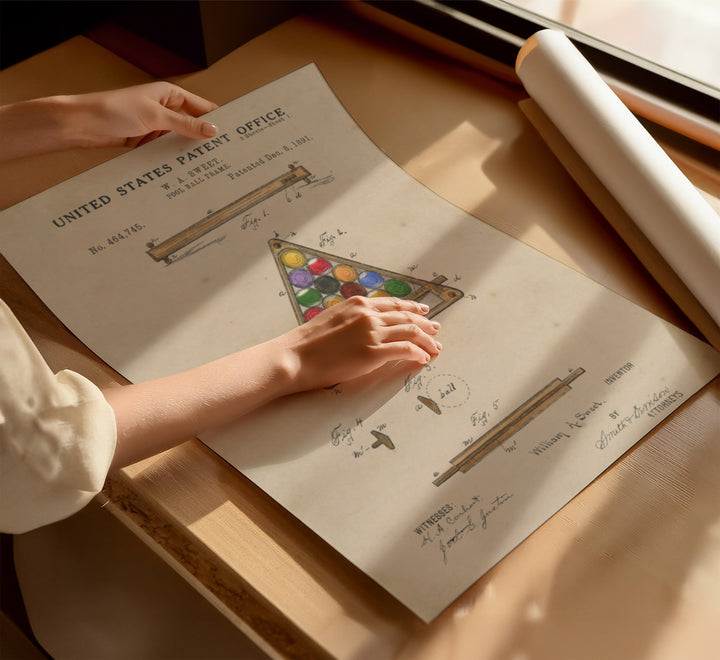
[105,295,443,469]
[275,296,442,392]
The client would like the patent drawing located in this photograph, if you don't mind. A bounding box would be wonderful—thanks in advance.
[147,164,312,263]
[371,431,395,450]
[269,239,464,324]
[433,368,585,485]
[418,396,442,415]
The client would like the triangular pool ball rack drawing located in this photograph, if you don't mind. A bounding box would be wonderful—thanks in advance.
[269,239,464,324]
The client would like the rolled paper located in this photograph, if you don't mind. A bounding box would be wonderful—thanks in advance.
[516,30,720,328]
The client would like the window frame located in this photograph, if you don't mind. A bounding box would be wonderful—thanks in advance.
[362,0,719,124]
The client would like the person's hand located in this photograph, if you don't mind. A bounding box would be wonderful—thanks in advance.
[275,296,442,392]
[106,295,443,468]
[0,82,219,162]
[67,81,219,148]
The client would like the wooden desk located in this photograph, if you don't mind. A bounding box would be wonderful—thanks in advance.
[2,7,718,659]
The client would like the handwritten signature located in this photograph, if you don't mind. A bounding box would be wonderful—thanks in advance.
[419,492,514,565]
[596,387,682,449]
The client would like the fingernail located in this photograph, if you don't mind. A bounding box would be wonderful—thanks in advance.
[202,122,218,137]
[431,321,441,331]
[418,303,430,313]
[435,341,442,350]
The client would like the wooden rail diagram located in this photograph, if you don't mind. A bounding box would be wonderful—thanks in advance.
[433,368,585,486]
[146,164,312,263]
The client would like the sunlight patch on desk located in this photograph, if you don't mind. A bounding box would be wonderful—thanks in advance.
[403,120,500,210]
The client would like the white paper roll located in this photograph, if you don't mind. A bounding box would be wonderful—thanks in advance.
[516,30,720,326]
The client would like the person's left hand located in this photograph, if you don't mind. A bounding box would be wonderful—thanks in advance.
[0,82,219,162]
[72,81,219,148]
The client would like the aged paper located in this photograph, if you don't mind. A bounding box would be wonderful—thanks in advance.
[1,65,718,621]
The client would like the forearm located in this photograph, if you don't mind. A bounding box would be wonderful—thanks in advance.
[0,96,91,161]
[103,296,440,469]
[104,338,295,469]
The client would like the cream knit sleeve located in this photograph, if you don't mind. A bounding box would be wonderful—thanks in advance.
[0,300,117,533]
